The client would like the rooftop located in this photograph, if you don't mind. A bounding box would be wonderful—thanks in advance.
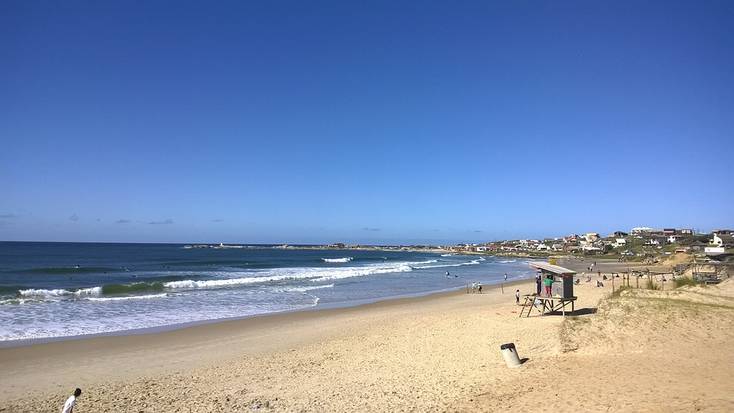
[529,262,577,275]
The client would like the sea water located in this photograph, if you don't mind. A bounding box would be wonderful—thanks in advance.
[0,242,534,343]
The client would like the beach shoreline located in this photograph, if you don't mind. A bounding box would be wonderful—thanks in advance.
[0,275,530,349]
[0,277,530,401]
[4,259,730,412]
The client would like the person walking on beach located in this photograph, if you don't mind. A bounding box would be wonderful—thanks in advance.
[61,388,81,413]
[515,289,520,304]
[477,282,482,294]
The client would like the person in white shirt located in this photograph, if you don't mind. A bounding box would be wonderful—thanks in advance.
[61,388,81,413]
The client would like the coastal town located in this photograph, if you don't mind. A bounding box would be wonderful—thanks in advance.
[186,227,734,265]
[446,227,733,260]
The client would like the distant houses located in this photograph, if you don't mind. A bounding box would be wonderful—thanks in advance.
[440,226,730,259]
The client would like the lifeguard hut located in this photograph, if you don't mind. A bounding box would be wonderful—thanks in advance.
[520,262,577,317]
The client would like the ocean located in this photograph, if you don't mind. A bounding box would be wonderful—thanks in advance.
[0,242,534,343]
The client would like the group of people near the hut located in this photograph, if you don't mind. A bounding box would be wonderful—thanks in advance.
[535,272,555,297]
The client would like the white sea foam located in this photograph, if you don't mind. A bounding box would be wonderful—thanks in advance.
[18,287,100,298]
[75,287,102,296]
[0,298,32,305]
[18,288,71,298]
[14,258,481,301]
[85,293,168,302]
[411,259,481,269]
[498,259,516,263]
[284,284,335,293]
[0,290,318,341]
[163,274,299,289]
[0,252,517,341]
[441,254,455,257]
[169,258,478,287]
[322,257,353,263]
[163,260,439,289]
[18,287,102,298]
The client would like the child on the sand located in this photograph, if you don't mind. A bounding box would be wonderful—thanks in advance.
[62,388,81,413]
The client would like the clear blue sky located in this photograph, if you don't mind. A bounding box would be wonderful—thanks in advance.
[1,1,733,244]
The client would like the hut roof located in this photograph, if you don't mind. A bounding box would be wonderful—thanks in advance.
[529,262,577,275]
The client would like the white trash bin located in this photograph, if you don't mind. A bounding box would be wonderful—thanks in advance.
[500,343,522,368]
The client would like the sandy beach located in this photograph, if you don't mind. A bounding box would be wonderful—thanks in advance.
[2,259,733,412]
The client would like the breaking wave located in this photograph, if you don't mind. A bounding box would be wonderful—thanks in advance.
[9,258,482,300]
[411,259,482,269]
[18,287,102,298]
[84,293,169,302]
[322,257,353,263]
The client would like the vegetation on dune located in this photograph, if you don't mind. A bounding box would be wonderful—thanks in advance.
[674,277,700,288]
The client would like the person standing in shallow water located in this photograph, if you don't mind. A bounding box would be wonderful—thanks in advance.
[62,388,81,413]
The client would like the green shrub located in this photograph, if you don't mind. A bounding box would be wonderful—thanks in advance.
[674,277,699,288]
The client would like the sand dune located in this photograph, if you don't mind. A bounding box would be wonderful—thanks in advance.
[461,279,734,412]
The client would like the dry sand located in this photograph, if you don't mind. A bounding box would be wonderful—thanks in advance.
[1,260,733,412]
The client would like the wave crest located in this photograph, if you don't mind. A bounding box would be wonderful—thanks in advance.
[18,287,102,298]
[322,257,353,263]
[85,293,168,302]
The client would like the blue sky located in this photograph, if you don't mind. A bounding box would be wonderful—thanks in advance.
[1,1,733,244]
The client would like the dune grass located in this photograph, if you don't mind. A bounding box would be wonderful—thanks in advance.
[674,277,700,288]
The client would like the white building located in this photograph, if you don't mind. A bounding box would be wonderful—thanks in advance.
[711,233,724,247]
